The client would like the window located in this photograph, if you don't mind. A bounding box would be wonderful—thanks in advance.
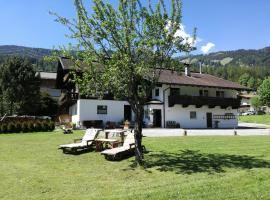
[199,90,208,97]
[190,111,197,119]
[216,91,225,98]
[155,88,160,96]
[97,105,107,114]
[170,88,180,96]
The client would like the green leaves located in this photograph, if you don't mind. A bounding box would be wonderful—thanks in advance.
[53,0,195,106]
[250,96,263,110]
[258,77,270,106]
[0,57,41,115]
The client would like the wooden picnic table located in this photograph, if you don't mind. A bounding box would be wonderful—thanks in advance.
[104,129,129,143]
[95,138,118,151]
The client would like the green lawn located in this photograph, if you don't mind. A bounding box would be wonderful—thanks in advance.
[239,114,270,125]
[1,131,270,200]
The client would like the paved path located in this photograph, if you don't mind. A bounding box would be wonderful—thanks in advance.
[142,125,270,137]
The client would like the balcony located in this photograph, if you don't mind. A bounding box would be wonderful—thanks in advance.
[168,95,241,109]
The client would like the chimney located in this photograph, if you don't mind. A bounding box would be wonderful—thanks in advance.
[184,63,191,76]
[199,61,202,74]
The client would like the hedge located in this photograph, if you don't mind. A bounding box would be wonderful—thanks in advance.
[0,120,55,134]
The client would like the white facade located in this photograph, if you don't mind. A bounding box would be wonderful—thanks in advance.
[144,84,239,128]
[69,84,240,129]
[69,99,131,127]
[164,105,237,129]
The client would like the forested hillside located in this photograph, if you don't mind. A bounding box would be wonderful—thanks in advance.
[185,46,270,67]
[0,45,56,72]
[182,46,270,89]
[1,45,270,89]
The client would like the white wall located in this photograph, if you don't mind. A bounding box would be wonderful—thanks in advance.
[69,103,79,123]
[147,84,239,128]
[71,99,131,126]
[70,84,239,129]
[165,105,238,128]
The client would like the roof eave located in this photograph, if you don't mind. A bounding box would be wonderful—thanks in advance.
[157,81,253,91]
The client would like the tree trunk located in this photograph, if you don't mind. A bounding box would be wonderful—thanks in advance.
[134,105,144,166]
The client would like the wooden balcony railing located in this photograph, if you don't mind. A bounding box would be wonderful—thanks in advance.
[168,95,241,109]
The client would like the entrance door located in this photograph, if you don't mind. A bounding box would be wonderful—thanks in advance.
[206,112,212,128]
[153,109,162,127]
[124,105,132,121]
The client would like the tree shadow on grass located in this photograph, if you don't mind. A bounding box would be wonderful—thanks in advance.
[129,150,270,174]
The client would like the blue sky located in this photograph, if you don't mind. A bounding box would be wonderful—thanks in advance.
[0,0,269,54]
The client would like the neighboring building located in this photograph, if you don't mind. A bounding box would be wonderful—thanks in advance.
[38,72,61,98]
[56,57,250,129]
[239,93,256,113]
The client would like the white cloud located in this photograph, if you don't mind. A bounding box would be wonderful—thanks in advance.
[166,21,200,47]
[201,42,215,54]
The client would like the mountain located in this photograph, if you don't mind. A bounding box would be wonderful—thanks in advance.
[1,45,270,73]
[180,46,270,89]
[0,45,56,72]
[0,45,52,59]
[183,46,270,68]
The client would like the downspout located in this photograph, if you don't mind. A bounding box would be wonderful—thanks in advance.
[163,86,171,128]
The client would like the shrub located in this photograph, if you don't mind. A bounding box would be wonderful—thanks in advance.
[21,122,29,132]
[28,122,35,132]
[7,123,16,133]
[0,119,55,133]
[39,121,46,132]
[15,122,22,133]
[34,122,40,132]
[1,123,8,133]
[43,121,51,132]
[49,121,55,131]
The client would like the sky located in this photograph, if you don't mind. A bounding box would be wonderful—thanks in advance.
[0,0,269,54]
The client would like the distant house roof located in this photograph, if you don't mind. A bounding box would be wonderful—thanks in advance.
[38,72,57,80]
[58,57,251,91]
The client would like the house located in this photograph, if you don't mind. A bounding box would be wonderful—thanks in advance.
[238,93,256,113]
[56,57,250,129]
[239,93,270,114]
[37,72,61,99]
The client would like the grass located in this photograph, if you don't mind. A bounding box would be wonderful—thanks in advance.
[1,131,270,200]
[239,114,270,125]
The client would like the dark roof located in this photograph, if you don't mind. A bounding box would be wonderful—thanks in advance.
[59,57,98,70]
[58,57,251,91]
[158,70,251,91]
